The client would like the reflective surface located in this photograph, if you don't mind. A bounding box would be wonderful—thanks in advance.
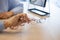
[0,22,54,40]
[0,11,60,40]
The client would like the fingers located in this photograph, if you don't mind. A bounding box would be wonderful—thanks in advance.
[21,14,31,23]
[0,12,14,19]
[10,26,18,30]
[0,13,8,19]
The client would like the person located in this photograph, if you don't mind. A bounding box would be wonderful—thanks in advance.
[0,0,24,32]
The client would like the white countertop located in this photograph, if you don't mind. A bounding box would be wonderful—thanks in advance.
[0,0,60,40]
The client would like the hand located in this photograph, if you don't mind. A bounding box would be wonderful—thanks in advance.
[0,11,14,19]
[4,13,31,30]
[4,14,20,29]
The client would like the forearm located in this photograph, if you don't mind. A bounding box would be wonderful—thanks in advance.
[10,5,23,15]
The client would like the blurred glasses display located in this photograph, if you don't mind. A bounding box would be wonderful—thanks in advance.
[30,0,46,7]
[28,0,50,16]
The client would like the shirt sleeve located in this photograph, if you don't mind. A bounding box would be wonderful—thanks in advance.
[0,20,5,32]
[8,0,23,14]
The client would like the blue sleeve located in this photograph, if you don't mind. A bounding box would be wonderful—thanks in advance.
[8,0,23,14]
[10,5,23,14]
[0,21,5,32]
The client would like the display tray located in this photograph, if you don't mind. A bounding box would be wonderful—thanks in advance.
[28,8,50,16]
